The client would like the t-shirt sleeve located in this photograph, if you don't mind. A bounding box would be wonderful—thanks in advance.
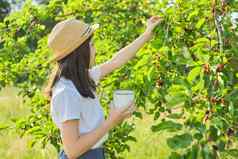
[53,88,82,123]
[89,65,102,85]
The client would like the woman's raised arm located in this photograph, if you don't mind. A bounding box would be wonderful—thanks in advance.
[98,16,162,79]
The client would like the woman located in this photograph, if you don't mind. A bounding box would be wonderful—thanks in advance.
[44,16,161,159]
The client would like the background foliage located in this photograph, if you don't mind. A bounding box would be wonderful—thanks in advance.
[0,0,238,158]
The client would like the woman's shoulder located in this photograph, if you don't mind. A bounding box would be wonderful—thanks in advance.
[52,77,81,99]
[50,78,83,113]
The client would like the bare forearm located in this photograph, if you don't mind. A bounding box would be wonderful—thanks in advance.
[67,120,112,159]
[110,32,152,68]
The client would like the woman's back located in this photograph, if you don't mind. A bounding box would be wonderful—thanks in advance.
[50,66,108,149]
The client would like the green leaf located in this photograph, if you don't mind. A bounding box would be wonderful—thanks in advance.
[224,149,238,157]
[185,144,199,159]
[192,78,204,91]
[167,112,184,119]
[187,67,201,83]
[153,111,160,120]
[195,37,210,44]
[182,46,192,59]
[188,10,199,20]
[127,136,137,142]
[169,152,182,159]
[191,144,199,159]
[133,111,143,119]
[196,18,205,29]
[27,139,37,149]
[147,66,156,83]
[151,120,182,132]
[193,132,203,140]
[175,26,183,34]
[165,92,188,107]
[134,55,150,70]
[201,144,214,159]
[0,123,9,131]
[25,126,41,135]
[167,133,193,149]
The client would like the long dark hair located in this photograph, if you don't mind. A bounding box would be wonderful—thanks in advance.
[43,35,96,100]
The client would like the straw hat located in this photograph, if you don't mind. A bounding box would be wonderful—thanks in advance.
[47,18,99,63]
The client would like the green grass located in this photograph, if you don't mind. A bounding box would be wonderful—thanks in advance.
[0,87,57,159]
[0,86,171,159]
[121,113,171,159]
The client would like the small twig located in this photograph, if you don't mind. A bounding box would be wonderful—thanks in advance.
[162,21,170,46]
[214,16,224,53]
[212,0,224,54]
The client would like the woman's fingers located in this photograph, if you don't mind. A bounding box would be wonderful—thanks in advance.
[125,112,133,119]
[130,105,137,112]
[125,105,136,115]
[119,103,138,120]
[151,16,160,20]
[123,108,136,119]
[123,110,132,118]
[120,101,134,112]
[111,100,136,115]
[150,15,162,23]
[109,101,115,109]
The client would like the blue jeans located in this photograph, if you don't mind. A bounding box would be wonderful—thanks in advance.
[59,147,105,159]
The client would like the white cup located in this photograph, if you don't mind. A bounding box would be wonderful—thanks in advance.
[113,90,134,108]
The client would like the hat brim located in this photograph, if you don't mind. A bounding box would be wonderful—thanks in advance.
[47,23,100,64]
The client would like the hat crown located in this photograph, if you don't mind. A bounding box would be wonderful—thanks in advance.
[48,18,95,62]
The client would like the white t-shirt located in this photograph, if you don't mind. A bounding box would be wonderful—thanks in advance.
[50,65,108,149]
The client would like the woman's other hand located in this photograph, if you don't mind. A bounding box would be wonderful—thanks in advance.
[107,101,136,128]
